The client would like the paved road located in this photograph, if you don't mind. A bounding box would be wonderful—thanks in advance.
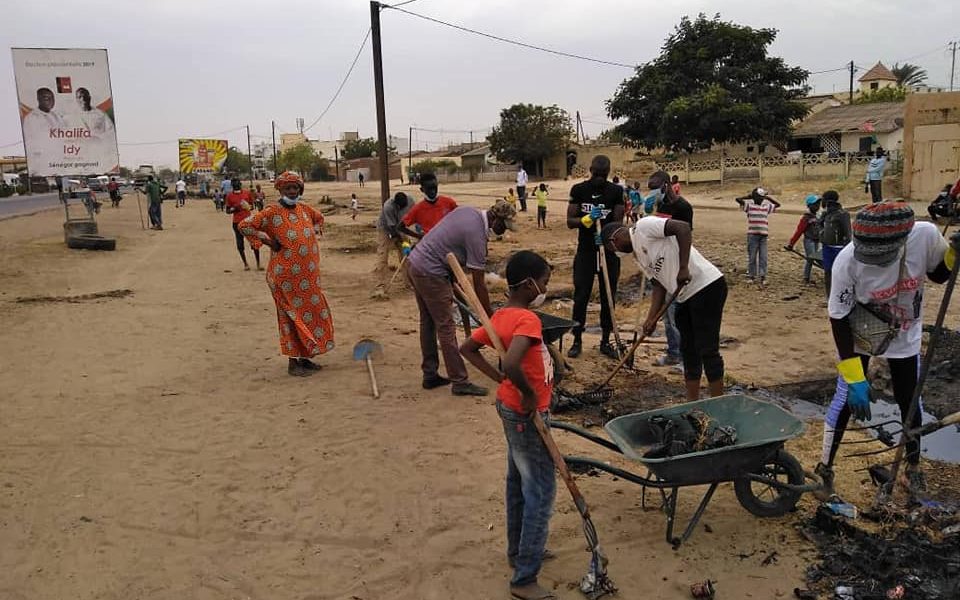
[0,193,62,219]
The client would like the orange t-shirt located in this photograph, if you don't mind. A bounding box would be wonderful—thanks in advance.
[226,190,253,224]
[471,307,553,413]
[401,195,457,234]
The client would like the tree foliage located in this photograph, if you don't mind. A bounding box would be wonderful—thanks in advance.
[279,143,320,179]
[118,166,133,178]
[342,137,379,160]
[853,86,907,105]
[487,104,573,167]
[158,167,177,181]
[891,62,927,87]
[607,14,809,152]
[412,159,459,175]
[223,146,251,176]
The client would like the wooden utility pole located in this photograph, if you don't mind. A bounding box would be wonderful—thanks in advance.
[370,1,390,204]
[334,146,340,182]
[271,120,278,176]
[950,41,957,92]
[408,126,413,183]
[848,61,855,104]
[245,125,254,186]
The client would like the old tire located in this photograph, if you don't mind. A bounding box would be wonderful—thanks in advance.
[734,449,804,518]
[66,234,116,251]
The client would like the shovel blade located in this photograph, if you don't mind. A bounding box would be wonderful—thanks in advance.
[352,338,383,361]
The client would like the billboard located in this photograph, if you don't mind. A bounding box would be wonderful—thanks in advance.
[11,48,120,176]
[179,139,228,174]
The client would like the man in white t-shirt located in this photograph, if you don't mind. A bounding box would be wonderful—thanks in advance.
[516,165,528,212]
[602,218,727,400]
[816,202,957,498]
[175,178,187,207]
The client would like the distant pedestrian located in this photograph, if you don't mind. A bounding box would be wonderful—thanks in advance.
[505,187,518,210]
[213,188,224,212]
[735,187,781,287]
[254,184,265,211]
[350,193,359,220]
[145,175,166,230]
[225,178,262,271]
[358,171,365,187]
[535,183,549,229]
[865,147,887,203]
[818,190,852,295]
[671,175,681,196]
[220,176,233,197]
[175,177,187,208]
[107,176,121,208]
[516,165,528,212]
[785,194,822,285]
[626,182,643,222]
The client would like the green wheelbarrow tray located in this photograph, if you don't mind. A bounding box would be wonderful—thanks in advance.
[604,394,806,486]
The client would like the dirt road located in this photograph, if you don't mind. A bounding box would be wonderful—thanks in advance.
[0,178,954,599]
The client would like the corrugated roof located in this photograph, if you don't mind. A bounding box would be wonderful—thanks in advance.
[859,62,897,82]
[461,144,491,157]
[792,102,904,137]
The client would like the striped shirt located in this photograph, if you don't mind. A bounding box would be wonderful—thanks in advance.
[743,200,776,236]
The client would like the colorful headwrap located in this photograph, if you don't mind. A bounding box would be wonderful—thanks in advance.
[852,201,915,265]
[274,171,304,192]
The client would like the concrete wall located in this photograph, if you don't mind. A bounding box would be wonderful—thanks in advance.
[902,92,960,199]
[838,130,903,154]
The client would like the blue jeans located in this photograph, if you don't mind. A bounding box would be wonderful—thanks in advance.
[497,401,556,587]
[803,238,820,283]
[664,301,680,359]
[747,234,768,279]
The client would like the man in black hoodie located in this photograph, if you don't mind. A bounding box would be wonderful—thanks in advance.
[566,155,625,358]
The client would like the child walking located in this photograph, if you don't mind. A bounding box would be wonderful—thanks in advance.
[735,187,781,286]
[535,183,549,228]
[350,193,359,220]
[254,184,266,211]
[460,250,557,600]
[505,187,518,210]
[785,194,822,285]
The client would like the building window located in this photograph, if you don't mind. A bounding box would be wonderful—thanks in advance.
[746,145,754,153]
[870,82,878,90]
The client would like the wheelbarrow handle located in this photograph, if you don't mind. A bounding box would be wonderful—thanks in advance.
[845,409,960,459]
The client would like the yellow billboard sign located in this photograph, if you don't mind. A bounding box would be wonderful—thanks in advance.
[178,139,228,174]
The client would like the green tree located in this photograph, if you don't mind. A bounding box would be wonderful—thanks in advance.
[891,62,927,87]
[853,86,908,105]
[158,167,177,182]
[341,137,379,160]
[310,158,333,181]
[607,14,809,152]
[486,104,573,174]
[118,166,133,179]
[223,146,251,176]
[412,159,459,175]
[279,143,320,179]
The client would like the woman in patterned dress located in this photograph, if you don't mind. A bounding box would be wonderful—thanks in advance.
[239,171,335,376]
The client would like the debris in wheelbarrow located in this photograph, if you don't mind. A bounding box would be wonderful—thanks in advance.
[644,409,738,458]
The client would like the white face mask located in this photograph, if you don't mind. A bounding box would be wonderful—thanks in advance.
[280,195,300,206]
[528,278,547,308]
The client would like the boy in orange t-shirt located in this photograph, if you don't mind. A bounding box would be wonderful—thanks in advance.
[225,178,262,270]
[459,250,555,600]
[399,172,457,238]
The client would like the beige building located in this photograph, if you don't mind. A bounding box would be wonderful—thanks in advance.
[790,102,904,154]
[859,62,898,94]
[902,92,960,200]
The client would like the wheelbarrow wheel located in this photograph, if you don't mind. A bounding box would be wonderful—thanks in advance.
[734,449,804,518]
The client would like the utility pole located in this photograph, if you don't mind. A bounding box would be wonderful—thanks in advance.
[334,145,340,182]
[370,1,390,204]
[408,126,413,183]
[848,61,855,104]
[950,41,957,92]
[245,125,253,186]
[271,120,278,177]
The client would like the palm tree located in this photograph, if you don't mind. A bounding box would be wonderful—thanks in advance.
[892,62,928,87]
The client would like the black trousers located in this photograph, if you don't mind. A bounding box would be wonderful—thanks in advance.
[517,186,527,211]
[571,246,619,337]
[232,222,260,261]
[869,180,883,203]
[675,277,727,382]
[827,354,922,466]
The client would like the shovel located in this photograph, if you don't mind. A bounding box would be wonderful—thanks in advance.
[352,338,383,399]
[446,253,616,599]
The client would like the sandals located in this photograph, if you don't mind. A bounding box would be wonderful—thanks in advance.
[510,583,556,600]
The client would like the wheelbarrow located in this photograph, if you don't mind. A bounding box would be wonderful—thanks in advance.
[452,296,578,353]
[552,394,822,548]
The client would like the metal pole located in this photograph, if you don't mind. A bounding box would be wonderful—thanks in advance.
[849,61,855,104]
[245,125,253,186]
[408,126,412,183]
[950,41,957,92]
[370,1,390,204]
[334,146,340,182]
[271,120,278,176]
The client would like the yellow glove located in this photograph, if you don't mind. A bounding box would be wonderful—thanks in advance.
[581,214,595,228]
[945,247,956,271]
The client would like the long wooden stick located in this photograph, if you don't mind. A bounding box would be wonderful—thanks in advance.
[597,247,623,357]
[595,289,681,391]
[385,252,408,291]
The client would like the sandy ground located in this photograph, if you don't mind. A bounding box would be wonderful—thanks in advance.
[0,176,956,600]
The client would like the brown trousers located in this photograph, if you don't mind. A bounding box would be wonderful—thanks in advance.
[406,267,469,384]
[375,228,404,280]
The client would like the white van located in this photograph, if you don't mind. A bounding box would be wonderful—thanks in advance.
[2,173,20,187]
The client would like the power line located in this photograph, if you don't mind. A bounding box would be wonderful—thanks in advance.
[807,66,850,75]
[381,5,637,69]
[303,28,372,133]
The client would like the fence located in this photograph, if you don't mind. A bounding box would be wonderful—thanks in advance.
[655,152,898,185]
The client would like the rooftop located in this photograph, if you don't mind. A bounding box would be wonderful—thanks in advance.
[859,62,897,83]
[792,102,904,137]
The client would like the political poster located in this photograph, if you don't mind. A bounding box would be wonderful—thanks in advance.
[178,139,228,174]
[11,48,120,176]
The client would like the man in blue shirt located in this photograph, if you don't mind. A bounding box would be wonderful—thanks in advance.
[865,147,887,203]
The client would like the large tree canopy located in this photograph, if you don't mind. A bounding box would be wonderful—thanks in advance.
[607,14,809,152]
[487,104,573,169]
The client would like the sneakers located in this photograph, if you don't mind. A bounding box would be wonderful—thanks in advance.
[599,341,620,360]
[567,339,582,358]
[652,355,681,367]
[451,382,489,396]
[814,462,835,501]
[422,375,451,390]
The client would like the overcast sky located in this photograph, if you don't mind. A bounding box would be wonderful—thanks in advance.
[2,0,957,170]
